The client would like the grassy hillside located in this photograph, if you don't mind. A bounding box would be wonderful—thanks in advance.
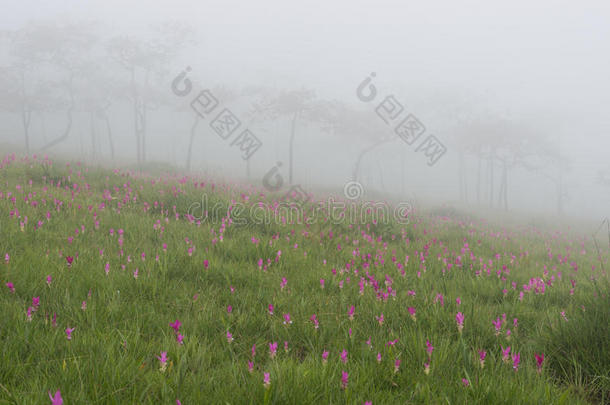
[0,153,608,404]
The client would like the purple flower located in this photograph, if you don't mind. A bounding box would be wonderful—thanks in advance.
[456,312,464,332]
[535,353,544,373]
[478,350,487,368]
[48,389,63,405]
[341,370,349,390]
[322,350,329,363]
[263,372,271,388]
[408,307,416,321]
[376,313,384,326]
[269,342,278,358]
[512,352,521,371]
[310,314,319,329]
[65,327,75,340]
[501,345,511,362]
[426,340,434,356]
[156,351,168,371]
[169,319,182,333]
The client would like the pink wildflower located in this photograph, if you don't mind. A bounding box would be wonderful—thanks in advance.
[426,340,434,356]
[263,372,271,388]
[169,319,182,333]
[376,313,384,326]
[512,352,521,371]
[48,390,63,405]
[65,327,75,340]
[501,345,511,363]
[456,312,464,332]
[156,351,168,372]
[310,314,319,329]
[492,317,502,335]
[535,353,544,373]
[269,342,278,358]
[341,370,349,390]
[478,350,487,368]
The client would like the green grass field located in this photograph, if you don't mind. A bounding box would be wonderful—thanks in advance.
[0,154,608,404]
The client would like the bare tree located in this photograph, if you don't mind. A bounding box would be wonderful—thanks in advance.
[251,88,319,184]
[107,22,193,167]
[2,21,100,154]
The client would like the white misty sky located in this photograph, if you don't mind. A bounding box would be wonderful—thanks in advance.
[2,0,610,219]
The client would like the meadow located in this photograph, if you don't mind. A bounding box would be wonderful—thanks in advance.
[0,153,608,404]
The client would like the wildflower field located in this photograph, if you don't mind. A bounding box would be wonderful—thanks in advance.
[0,154,608,404]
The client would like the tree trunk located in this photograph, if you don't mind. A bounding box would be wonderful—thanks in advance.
[557,160,563,215]
[21,108,31,155]
[488,150,494,208]
[503,163,508,210]
[497,159,508,211]
[41,75,74,151]
[476,154,481,204]
[103,112,115,163]
[40,112,47,143]
[20,72,31,155]
[131,68,141,167]
[288,111,299,184]
[90,111,97,161]
[352,138,393,183]
[142,69,150,163]
[186,115,201,172]
[458,150,466,202]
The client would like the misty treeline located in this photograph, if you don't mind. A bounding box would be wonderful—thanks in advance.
[0,18,599,214]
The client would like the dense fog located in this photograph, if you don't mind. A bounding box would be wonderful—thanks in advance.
[1,0,609,223]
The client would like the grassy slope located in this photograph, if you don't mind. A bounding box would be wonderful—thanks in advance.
[0,156,608,404]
